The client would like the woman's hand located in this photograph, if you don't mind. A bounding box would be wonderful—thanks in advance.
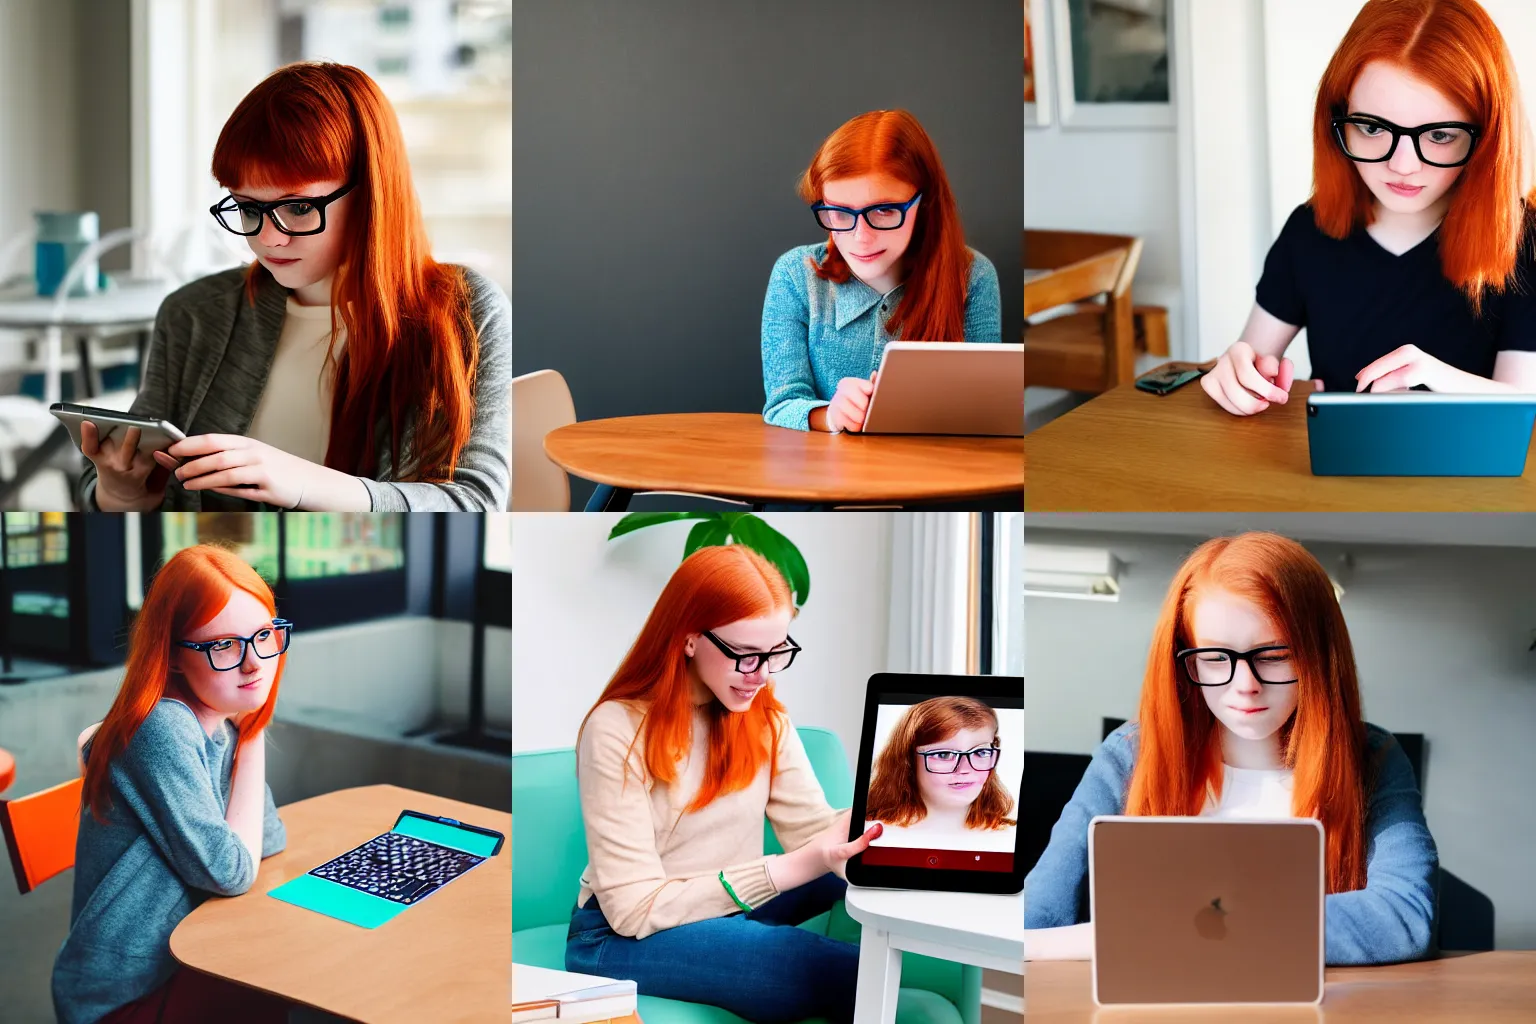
[80,421,172,511]
[1201,341,1296,416]
[825,372,878,432]
[163,435,369,511]
[1355,344,1468,393]
[768,809,882,892]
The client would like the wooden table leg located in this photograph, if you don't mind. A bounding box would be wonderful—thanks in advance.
[853,924,902,1024]
[584,485,633,512]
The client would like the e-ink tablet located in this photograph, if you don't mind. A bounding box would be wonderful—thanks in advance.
[269,810,505,928]
[846,673,1025,895]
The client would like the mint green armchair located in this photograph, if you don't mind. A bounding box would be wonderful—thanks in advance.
[513,727,982,1024]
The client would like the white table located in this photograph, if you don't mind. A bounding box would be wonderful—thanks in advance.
[845,886,1024,1024]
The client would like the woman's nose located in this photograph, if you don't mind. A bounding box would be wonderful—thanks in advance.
[1231,663,1263,694]
[256,216,289,248]
[1386,135,1423,175]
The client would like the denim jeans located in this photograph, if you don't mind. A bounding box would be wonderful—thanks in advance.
[565,872,857,1024]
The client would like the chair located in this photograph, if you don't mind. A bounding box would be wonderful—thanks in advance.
[512,368,577,511]
[513,727,981,1024]
[0,775,83,894]
[1023,229,1144,393]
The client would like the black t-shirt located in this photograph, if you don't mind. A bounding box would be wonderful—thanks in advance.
[1255,203,1536,393]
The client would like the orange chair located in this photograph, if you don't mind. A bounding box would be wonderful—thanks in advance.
[0,775,83,894]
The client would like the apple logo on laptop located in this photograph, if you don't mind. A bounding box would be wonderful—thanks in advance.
[1194,896,1229,940]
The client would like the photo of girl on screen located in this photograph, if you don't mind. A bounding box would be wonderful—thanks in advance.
[864,697,1017,854]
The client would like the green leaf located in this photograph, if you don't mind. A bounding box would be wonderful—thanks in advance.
[730,515,811,607]
[682,518,731,560]
[608,512,716,540]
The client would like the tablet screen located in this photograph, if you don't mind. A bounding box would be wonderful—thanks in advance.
[859,690,1024,875]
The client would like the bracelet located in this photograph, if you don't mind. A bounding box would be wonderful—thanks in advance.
[719,870,752,912]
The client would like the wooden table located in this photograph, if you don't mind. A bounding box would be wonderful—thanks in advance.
[544,413,1023,509]
[1026,952,1536,1022]
[170,785,510,1024]
[1025,373,1536,510]
[0,747,13,795]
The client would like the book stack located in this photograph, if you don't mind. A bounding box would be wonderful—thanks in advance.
[512,963,640,1024]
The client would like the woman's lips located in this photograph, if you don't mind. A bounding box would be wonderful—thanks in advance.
[1230,706,1268,715]
[848,250,884,262]
[947,780,979,789]
[264,256,300,266]
[238,680,264,690]
[1385,182,1424,196]
[730,685,760,701]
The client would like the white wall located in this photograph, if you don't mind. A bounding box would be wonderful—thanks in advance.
[1025,526,1536,949]
[510,513,902,775]
[0,1,80,264]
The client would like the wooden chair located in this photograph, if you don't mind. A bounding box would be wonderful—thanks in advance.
[0,776,83,894]
[512,369,577,512]
[1024,229,1145,393]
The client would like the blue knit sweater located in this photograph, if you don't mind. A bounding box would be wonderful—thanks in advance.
[760,242,1002,430]
[1024,721,1439,966]
[52,698,286,1024]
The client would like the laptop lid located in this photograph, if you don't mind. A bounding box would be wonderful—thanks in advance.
[862,342,1024,436]
[1090,817,1324,1006]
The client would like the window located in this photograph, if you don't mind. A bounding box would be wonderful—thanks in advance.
[0,513,75,663]
[285,513,405,579]
[993,511,1024,677]
[483,512,510,572]
[161,512,280,582]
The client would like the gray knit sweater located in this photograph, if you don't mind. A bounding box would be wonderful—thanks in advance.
[51,699,286,1024]
[77,264,510,510]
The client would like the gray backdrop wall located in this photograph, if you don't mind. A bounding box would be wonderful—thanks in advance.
[513,0,1023,509]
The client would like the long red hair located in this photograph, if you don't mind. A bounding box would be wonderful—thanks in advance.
[1311,0,1535,312]
[577,546,794,813]
[212,62,478,480]
[866,697,1016,830]
[82,545,286,822]
[1124,533,1369,894]
[797,109,972,341]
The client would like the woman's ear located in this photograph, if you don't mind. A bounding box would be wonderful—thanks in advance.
[684,634,697,658]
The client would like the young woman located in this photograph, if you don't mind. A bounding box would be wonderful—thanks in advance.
[566,545,882,1024]
[1203,0,1536,415]
[52,546,291,1024]
[1024,533,1438,967]
[762,109,1001,433]
[865,696,1016,849]
[79,61,509,511]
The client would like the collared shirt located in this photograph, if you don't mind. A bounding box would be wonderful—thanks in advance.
[760,243,1002,430]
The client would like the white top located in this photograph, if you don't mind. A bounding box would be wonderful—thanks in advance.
[1199,765,1296,819]
[246,298,346,463]
[865,816,1017,852]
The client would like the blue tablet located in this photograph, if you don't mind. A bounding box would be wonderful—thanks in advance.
[1306,392,1536,477]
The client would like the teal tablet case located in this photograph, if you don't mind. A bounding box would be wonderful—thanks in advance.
[268,814,501,929]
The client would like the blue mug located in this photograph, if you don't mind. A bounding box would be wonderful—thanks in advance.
[35,211,100,298]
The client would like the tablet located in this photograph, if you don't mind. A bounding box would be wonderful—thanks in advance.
[861,342,1024,436]
[845,673,1024,894]
[269,810,505,929]
[1307,391,1536,476]
[50,402,186,456]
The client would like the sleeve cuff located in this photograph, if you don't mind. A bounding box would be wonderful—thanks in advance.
[721,859,778,910]
[764,398,831,432]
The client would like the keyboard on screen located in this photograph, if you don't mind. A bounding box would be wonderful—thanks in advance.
[308,831,485,904]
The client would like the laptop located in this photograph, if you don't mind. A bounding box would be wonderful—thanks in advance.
[1089,817,1324,1007]
[861,342,1023,436]
[1307,391,1536,476]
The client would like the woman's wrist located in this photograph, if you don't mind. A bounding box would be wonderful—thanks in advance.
[293,466,371,512]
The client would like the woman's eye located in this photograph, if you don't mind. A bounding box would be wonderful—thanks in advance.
[286,203,315,216]
[210,640,234,651]
[1356,123,1384,136]
[931,751,957,761]
[255,629,273,641]
[1427,131,1455,144]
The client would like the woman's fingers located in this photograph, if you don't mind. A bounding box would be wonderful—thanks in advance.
[1236,354,1287,404]
[180,466,260,492]
[80,420,99,458]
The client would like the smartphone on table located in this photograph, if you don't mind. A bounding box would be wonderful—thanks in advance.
[1135,362,1212,396]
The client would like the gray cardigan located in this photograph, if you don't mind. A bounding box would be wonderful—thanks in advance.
[78,264,510,511]
[52,699,286,1024]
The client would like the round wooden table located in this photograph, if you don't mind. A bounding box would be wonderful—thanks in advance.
[0,747,14,796]
[543,412,1024,509]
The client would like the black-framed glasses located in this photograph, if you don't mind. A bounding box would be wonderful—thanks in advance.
[1176,645,1298,687]
[699,630,800,674]
[919,745,1000,774]
[811,192,922,232]
[1330,114,1480,168]
[176,619,294,671]
[209,182,356,237]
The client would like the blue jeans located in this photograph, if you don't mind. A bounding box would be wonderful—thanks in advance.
[565,872,857,1024]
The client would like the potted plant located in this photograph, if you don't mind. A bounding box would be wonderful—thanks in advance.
[608,513,810,607]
